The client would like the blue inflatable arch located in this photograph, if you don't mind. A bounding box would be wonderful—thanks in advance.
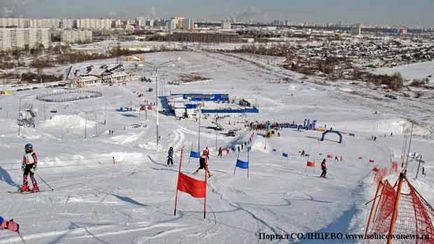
[320,130,343,143]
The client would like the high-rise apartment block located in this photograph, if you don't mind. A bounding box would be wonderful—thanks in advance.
[0,28,50,51]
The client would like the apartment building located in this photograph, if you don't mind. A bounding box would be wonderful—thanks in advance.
[61,30,93,44]
[0,28,50,51]
[76,19,112,30]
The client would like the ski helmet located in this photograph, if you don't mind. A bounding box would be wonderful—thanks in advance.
[25,143,33,151]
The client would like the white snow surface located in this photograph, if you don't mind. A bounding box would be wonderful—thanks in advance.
[0,50,433,243]
[373,60,434,81]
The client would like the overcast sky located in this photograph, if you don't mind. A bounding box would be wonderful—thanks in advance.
[1,0,433,27]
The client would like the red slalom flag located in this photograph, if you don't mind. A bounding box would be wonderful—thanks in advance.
[177,172,206,198]
[369,159,375,163]
[174,148,208,219]
[306,161,316,167]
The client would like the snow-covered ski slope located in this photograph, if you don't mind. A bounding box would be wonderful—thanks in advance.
[0,51,433,243]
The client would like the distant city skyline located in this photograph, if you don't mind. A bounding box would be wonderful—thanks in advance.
[1,0,434,27]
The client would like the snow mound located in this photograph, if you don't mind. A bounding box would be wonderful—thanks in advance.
[42,115,95,131]
[251,136,270,153]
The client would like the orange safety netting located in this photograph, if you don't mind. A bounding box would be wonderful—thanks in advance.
[365,177,434,244]
[367,181,397,235]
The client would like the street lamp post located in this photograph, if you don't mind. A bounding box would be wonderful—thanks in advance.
[18,97,22,136]
[215,116,219,151]
[155,68,160,151]
[404,123,414,169]
[415,155,423,180]
[198,104,201,152]
[144,58,180,152]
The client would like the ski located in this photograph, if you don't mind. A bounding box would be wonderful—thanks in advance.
[8,190,41,194]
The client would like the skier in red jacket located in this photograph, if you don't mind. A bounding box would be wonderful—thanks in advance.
[20,143,39,192]
[218,147,223,157]
[193,148,212,177]
[202,147,210,159]
[0,216,19,232]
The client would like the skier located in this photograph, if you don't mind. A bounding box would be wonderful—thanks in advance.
[300,150,305,157]
[320,159,327,178]
[167,147,174,166]
[335,156,339,161]
[203,147,210,159]
[20,143,39,192]
[0,216,19,232]
[193,153,212,177]
[218,147,223,157]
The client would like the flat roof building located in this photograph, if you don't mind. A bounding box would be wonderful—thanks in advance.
[0,28,50,51]
[61,30,93,44]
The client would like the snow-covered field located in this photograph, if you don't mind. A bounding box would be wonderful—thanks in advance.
[373,60,434,81]
[0,50,433,243]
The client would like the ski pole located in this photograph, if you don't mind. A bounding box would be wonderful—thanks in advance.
[17,232,26,244]
[36,174,54,191]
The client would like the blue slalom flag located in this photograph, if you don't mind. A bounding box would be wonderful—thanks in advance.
[282,153,288,158]
[235,159,249,169]
[272,149,277,152]
[190,151,200,158]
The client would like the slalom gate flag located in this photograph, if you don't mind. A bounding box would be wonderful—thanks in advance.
[306,161,316,167]
[190,151,200,158]
[327,154,333,159]
[177,172,206,198]
[369,159,375,163]
[235,159,249,169]
[282,153,288,158]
